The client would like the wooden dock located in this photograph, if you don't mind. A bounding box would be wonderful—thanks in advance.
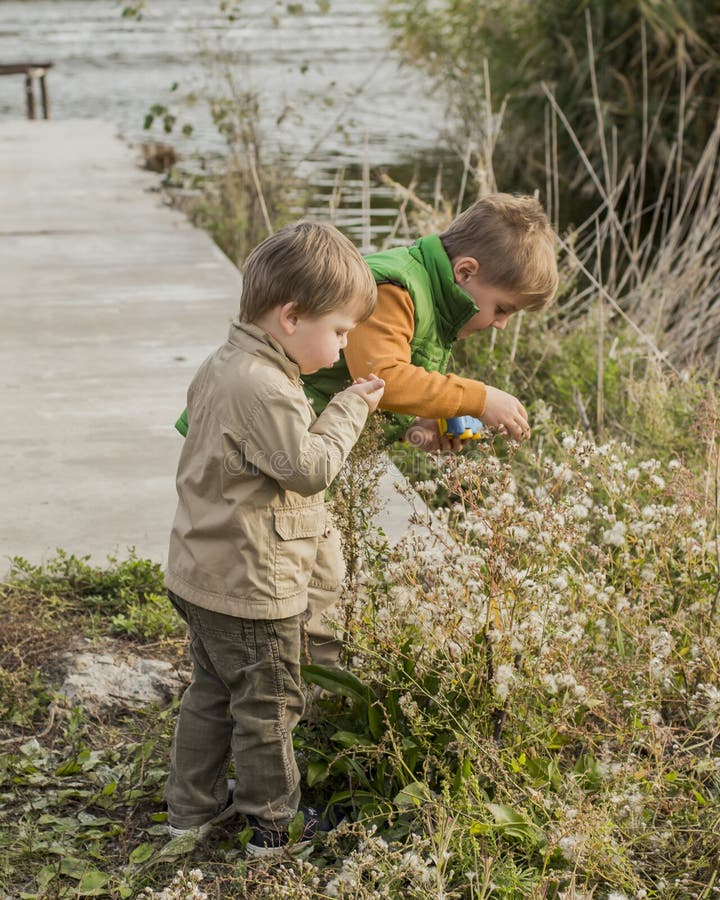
[0,120,422,569]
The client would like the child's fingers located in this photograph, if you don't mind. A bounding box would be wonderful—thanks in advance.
[352,374,384,388]
[438,435,464,452]
[502,419,531,441]
[357,379,384,393]
[363,379,385,393]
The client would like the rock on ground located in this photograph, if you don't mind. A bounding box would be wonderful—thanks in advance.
[60,639,189,710]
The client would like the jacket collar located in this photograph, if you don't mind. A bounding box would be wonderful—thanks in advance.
[409,233,479,342]
[227,320,302,385]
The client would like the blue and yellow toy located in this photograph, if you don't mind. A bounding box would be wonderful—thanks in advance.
[437,415,484,440]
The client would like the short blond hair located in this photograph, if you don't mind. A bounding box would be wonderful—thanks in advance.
[238,221,377,323]
[440,193,558,310]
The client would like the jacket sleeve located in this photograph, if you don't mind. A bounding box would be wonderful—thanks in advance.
[237,385,368,496]
[343,283,488,419]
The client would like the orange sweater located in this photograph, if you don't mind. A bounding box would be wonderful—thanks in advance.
[343,283,488,418]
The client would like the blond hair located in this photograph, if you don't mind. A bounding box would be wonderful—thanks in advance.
[238,221,377,323]
[440,193,558,310]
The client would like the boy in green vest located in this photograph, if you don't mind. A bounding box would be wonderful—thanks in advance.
[300,194,558,666]
[303,192,558,450]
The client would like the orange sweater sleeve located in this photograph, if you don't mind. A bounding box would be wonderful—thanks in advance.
[343,283,488,418]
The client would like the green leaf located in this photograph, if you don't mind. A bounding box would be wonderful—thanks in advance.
[486,803,525,826]
[301,664,372,705]
[288,809,305,844]
[394,781,430,808]
[331,730,375,748]
[573,754,603,790]
[77,869,109,896]
[614,621,626,656]
[37,866,56,889]
[453,757,473,793]
[129,842,155,864]
[236,825,254,848]
[60,857,89,879]
[332,753,371,786]
[77,812,112,826]
[121,4,144,19]
[485,803,546,847]
[327,789,375,808]
[544,730,569,749]
[306,760,329,787]
[367,702,384,741]
[55,758,82,777]
[153,830,200,860]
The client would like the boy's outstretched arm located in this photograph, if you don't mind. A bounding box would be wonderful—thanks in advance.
[343,284,530,442]
[343,284,488,418]
[238,381,381,497]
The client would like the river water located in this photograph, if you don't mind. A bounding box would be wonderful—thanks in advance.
[0,0,454,240]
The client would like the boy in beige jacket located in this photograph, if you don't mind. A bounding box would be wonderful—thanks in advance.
[164,222,384,856]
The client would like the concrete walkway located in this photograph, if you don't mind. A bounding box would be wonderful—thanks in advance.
[0,120,421,571]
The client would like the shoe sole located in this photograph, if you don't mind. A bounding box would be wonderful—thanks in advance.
[245,837,312,858]
[167,821,213,840]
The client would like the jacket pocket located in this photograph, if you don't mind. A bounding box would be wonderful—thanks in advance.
[308,525,344,592]
[272,504,326,599]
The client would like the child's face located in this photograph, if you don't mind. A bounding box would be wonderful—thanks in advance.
[456,274,524,338]
[284,300,362,374]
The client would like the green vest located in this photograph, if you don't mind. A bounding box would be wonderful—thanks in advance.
[302,233,479,436]
[175,233,477,440]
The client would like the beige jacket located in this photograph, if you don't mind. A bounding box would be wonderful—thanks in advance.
[166,321,369,620]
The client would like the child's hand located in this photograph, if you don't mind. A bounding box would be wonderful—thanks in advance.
[481,386,531,441]
[404,417,464,452]
[346,374,385,413]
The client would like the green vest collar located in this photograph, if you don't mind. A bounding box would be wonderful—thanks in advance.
[409,234,479,342]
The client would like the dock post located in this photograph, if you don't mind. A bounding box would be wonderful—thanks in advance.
[24,72,36,119]
[39,72,50,119]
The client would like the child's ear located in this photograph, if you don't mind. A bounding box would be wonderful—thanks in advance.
[278,301,299,335]
[452,256,480,284]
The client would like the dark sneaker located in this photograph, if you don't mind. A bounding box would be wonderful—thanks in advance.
[167,778,236,839]
[245,804,343,858]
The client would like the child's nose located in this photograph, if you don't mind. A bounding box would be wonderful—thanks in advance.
[493,317,508,330]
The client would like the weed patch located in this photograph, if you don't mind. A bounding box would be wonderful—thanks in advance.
[2,423,719,896]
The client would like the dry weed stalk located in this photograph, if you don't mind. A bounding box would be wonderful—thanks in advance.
[544,16,720,375]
